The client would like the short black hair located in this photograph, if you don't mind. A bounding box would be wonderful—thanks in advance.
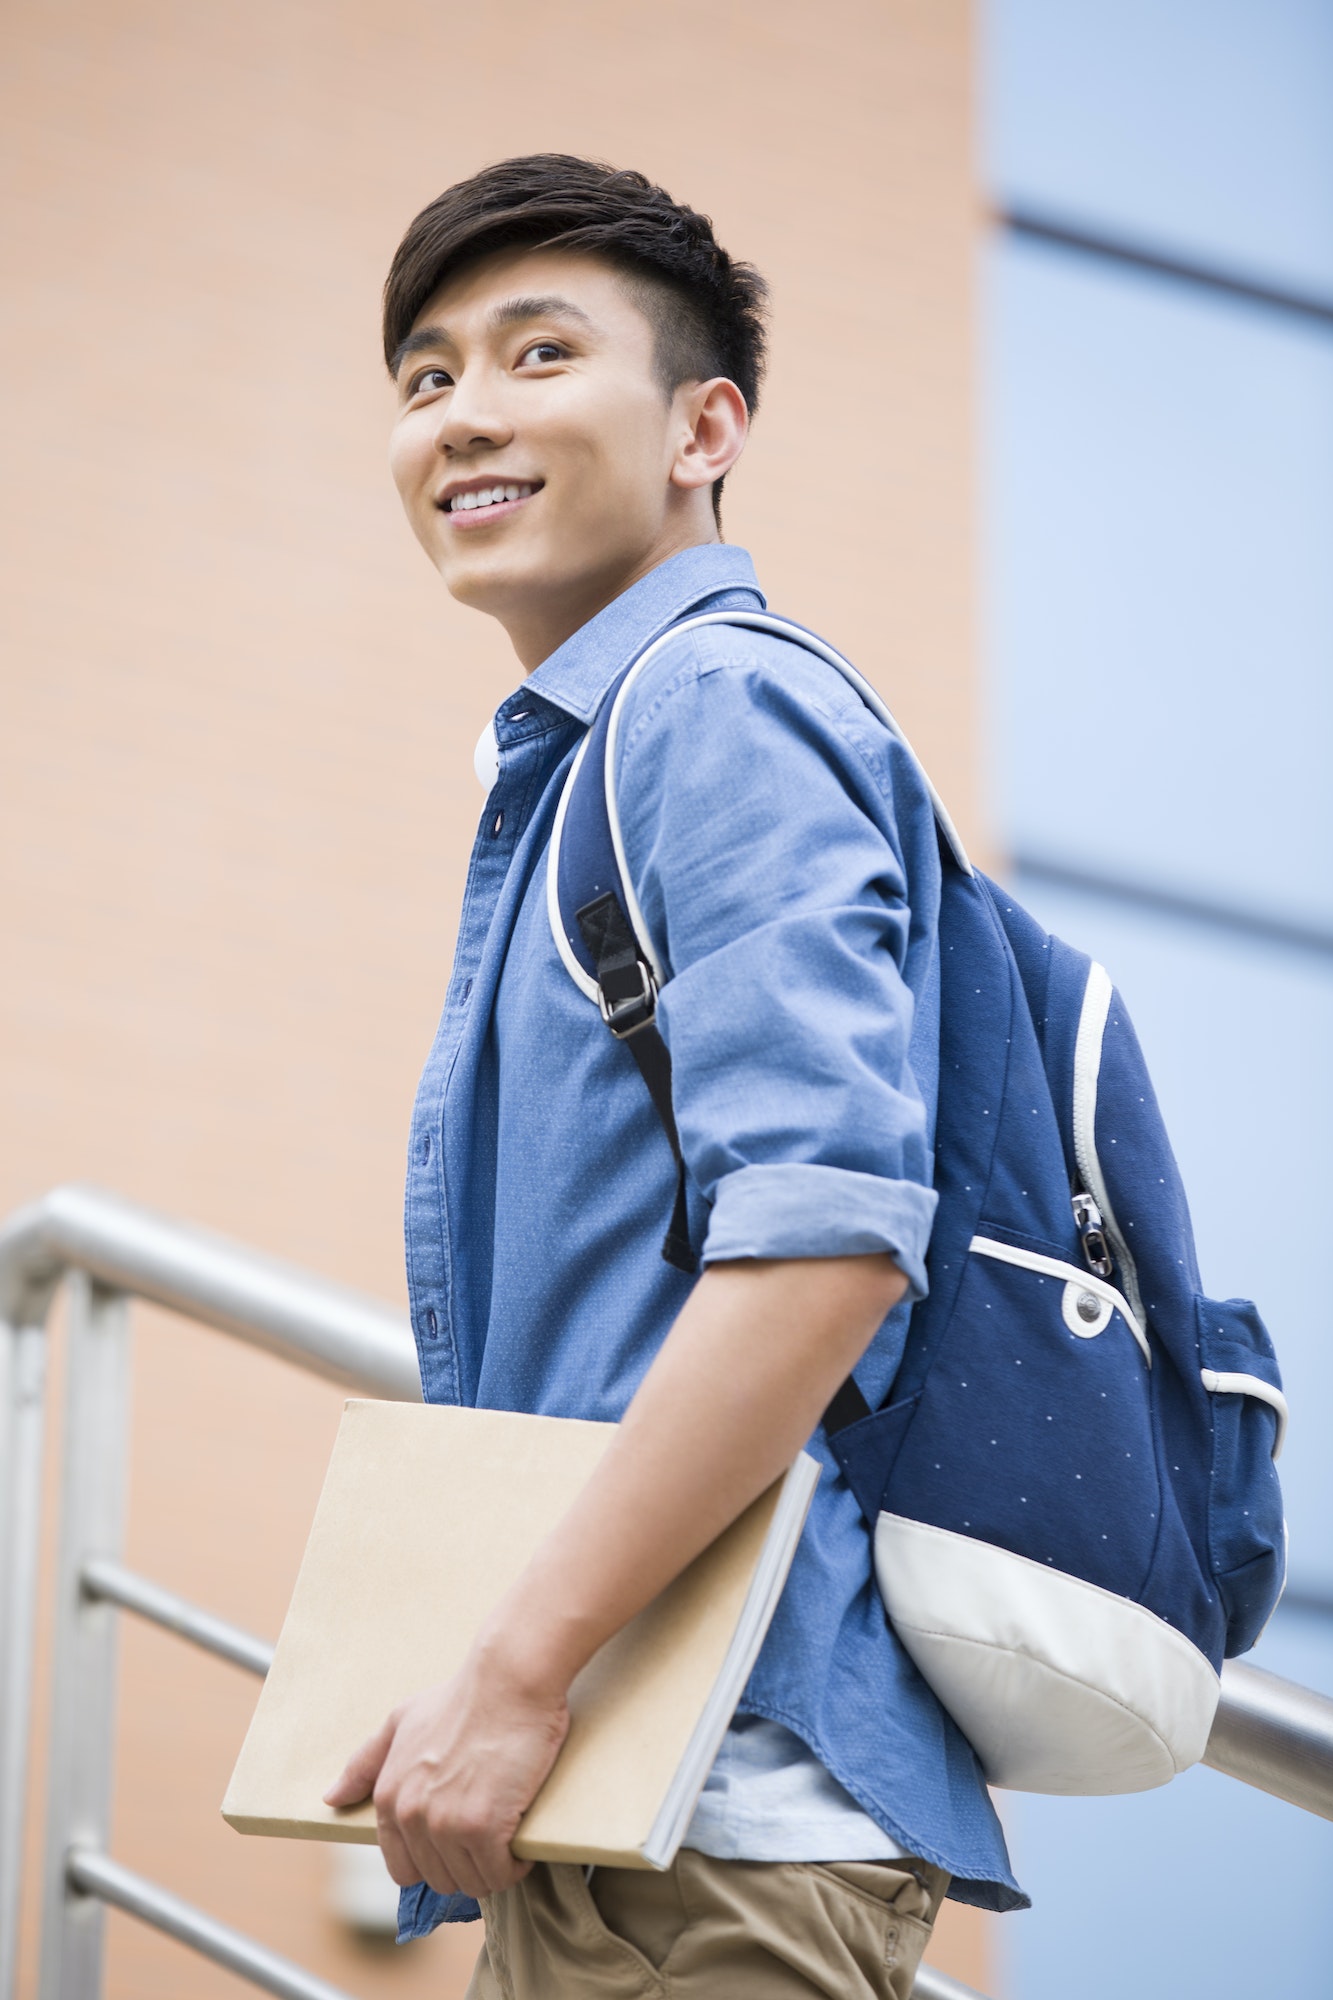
[382,154,768,521]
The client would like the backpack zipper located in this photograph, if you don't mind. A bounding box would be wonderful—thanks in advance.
[1071,963,1147,1330]
[1070,1188,1114,1280]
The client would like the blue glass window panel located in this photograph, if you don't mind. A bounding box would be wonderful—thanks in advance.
[988,237,1333,931]
[998,1609,1333,2000]
[985,0,1333,298]
[1010,873,1333,1598]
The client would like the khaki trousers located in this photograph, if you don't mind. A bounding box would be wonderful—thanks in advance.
[465,1851,950,2000]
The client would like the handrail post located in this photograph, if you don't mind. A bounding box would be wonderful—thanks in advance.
[0,1314,47,2000]
[37,1276,132,2000]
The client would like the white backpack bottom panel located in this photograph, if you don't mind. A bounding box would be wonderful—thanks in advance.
[874,1513,1220,1794]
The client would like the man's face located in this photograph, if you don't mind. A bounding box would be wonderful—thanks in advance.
[388,247,706,662]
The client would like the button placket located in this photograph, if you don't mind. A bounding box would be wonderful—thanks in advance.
[407,713,575,1411]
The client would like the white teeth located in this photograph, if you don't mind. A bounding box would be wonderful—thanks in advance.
[449,481,534,513]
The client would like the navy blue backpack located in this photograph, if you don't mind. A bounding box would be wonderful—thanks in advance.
[549,610,1288,1797]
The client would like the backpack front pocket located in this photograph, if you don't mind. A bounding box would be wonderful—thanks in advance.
[1196,1294,1287,1653]
[881,1234,1162,1601]
[969,1236,1149,1365]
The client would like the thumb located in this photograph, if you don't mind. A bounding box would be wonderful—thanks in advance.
[323,1708,398,1807]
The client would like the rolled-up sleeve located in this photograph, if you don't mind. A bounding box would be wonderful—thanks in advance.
[614,628,940,1299]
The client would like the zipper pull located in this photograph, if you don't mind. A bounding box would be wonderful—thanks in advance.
[1072,1189,1114,1280]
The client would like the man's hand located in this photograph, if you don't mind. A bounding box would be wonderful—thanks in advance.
[323,1634,570,1898]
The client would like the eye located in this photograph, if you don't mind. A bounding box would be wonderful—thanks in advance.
[407,366,452,398]
[517,340,566,367]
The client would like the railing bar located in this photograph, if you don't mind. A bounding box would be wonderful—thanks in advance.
[66,1848,358,2000]
[0,1318,47,2000]
[80,1558,274,1678]
[67,1842,984,2000]
[0,1185,421,1402]
[912,1963,992,2000]
[38,1277,131,1999]
[1206,1660,1333,1822]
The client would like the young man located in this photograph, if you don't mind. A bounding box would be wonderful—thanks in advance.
[325,155,1023,1997]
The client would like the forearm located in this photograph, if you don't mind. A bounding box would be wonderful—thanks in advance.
[481,1253,906,1698]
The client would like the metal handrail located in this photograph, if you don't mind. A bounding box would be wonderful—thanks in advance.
[81,1557,275,1678]
[0,1182,420,1397]
[0,1185,419,2000]
[913,1966,990,2000]
[65,1849,355,2000]
[1204,1660,1333,1818]
[3,1185,1333,2000]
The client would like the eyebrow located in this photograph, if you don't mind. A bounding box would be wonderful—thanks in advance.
[488,295,595,336]
[390,296,597,380]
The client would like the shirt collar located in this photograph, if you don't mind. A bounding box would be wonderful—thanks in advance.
[516,545,766,726]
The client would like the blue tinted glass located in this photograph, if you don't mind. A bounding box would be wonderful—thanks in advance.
[988,237,1333,929]
[986,0,1333,296]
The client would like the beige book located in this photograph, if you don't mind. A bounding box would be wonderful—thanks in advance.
[222,1400,820,1870]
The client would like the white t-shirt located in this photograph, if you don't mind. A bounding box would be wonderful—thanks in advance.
[686,1716,903,1861]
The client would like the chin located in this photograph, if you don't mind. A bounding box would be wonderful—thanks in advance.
[437,552,541,618]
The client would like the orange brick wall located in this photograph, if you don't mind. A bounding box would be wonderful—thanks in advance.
[0,3,990,1992]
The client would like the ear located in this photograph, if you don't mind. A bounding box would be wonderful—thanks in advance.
[668,378,749,495]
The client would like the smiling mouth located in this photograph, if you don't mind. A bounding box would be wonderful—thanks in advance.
[441,480,542,524]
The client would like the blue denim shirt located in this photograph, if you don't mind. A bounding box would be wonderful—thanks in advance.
[398,546,1023,1938]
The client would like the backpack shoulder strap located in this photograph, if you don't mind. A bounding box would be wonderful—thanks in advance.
[545,609,971,1283]
[549,608,970,989]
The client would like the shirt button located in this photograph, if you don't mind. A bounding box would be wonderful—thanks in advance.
[491,810,504,836]
[424,1307,438,1340]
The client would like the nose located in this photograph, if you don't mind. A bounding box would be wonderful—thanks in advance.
[431,364,513,457]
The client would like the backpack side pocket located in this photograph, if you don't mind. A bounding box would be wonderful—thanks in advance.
[1197,1295,1287,1655]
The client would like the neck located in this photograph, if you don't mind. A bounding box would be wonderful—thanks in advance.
[503,522,722,674]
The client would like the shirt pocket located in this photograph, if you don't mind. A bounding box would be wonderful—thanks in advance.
[1197,1294,1287,1655]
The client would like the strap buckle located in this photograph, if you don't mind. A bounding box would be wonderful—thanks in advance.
[597,961,658,1039]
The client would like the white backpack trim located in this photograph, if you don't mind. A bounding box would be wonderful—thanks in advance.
[545,731,601,1003]
[1073,962,1147,1330]
[874,1514,1220,1794]
[1201,1369,1289,1458]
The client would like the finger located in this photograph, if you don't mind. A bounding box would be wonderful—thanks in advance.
[377,1818,429,1891]
[424,1834,496,1903]
[324,1711,397,1806]
[445,1822,532,1900]
[473,1837,533,1897]
[397,1803,479,1901]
